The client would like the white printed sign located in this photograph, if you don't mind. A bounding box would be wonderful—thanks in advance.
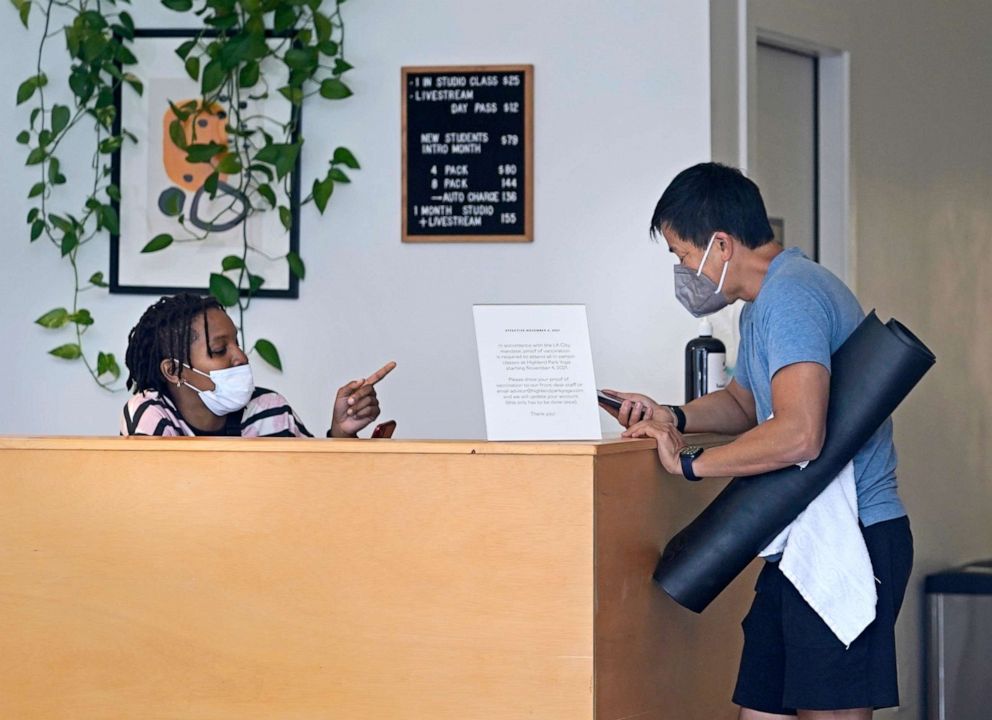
[473,305,602,441]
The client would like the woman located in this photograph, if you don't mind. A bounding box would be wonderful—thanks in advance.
[120,293,394,437]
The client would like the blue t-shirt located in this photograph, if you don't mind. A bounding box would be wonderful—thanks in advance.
[735,247,905,526]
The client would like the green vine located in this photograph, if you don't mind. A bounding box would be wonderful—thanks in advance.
[150,0,360,370]
[14,0,359,385]
[15,0,141,389]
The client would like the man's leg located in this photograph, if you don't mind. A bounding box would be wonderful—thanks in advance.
[739,708,795,720]
[797,710,872,720]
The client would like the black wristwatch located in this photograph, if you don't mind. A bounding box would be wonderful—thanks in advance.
[679,445,704,481]
[666,405,687,433]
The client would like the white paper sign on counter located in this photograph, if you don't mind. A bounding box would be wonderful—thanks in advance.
[473,304,602,441]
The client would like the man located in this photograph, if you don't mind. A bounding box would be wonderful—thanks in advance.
[604,163,912,719]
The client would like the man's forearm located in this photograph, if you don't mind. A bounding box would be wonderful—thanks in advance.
[680,389,756,435]
[691,415,820,478]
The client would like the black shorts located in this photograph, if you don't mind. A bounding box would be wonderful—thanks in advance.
[732,515,913,714]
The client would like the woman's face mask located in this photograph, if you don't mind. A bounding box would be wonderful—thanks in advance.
[673,233,731,317]
[179,362,255,416]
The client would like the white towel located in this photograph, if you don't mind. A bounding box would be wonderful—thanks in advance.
[759,459,877,647]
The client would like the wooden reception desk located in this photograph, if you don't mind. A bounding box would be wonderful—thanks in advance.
[0,436,756,719]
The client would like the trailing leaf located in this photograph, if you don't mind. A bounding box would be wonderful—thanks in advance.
[51,104,71,134]
[11,0,30,27]
[168,120,188,150]
[273,5,298,32]
[313,175,334,213]
[201,59,226,94]
[313,13,333,43]
[287,251,305,279]
[204,171,220,197]
[255,142,300,180]
[69,308,94,326]
[185,56,201,82]
[209,272,240,307]
[319,78,352,100]
[185,142,227,163]
[175,39,197,60]
[60,231,79,257]
[35,307,70,329]
[142,233,174,253]
[49,343,82,360]
[333,146,360,169]
[99,204,119,235]
[216,152,243,175]
[123,73,143,96]
[16,74,46,105]
[239,61,260,88]
[253,339,282,371]
[97,351,121,379]
[257,183,277,208]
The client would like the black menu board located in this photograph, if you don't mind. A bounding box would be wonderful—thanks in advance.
[402,65,533,243]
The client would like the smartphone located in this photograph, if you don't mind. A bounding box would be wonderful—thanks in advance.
[597,391,623,411]
[371,420,396,439]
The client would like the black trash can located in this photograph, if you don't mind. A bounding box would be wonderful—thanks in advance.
[925,560,992,720]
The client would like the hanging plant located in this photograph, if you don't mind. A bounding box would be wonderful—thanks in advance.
[14,0,358,386]
[145,0,360,370]
[14,0,143,389]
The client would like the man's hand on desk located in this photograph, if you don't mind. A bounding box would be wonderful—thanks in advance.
[599,389,672,428]
[622,418,686,476]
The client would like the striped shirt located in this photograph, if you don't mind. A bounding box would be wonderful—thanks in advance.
[120,387,314,437]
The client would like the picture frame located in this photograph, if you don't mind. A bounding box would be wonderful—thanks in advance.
[109,29,301,298]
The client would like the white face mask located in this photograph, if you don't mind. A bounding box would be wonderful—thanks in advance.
[179,362,255,416]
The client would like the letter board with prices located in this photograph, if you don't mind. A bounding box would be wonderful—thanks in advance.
[402,65,533,243]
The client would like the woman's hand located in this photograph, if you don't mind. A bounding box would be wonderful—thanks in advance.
[599,389,668,428]
[329,361,396,438]
[623,417,686,475]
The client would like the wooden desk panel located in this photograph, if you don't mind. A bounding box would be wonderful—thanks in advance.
[0,437,751,720]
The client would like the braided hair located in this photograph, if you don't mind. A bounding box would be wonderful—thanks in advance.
[124,293,224,394]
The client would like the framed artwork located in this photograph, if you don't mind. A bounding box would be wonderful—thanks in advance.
[110,29,300,297]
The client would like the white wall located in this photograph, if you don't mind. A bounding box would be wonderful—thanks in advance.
[713,2,992,718]
[0,1,711,438]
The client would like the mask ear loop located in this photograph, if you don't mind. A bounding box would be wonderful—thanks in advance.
[715,260,730,295]
[696,234,718,277]
[171,359,206,391]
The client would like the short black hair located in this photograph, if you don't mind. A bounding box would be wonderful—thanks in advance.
[124,293,223,394]
[649,162,774,249]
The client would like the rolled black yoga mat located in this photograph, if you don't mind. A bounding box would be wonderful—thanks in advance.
[653,311,935,613]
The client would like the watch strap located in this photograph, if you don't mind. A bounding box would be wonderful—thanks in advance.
[680,447,703,481]
[667,405,687,433]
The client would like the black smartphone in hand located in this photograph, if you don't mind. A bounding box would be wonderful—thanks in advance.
[597,391,623,411]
